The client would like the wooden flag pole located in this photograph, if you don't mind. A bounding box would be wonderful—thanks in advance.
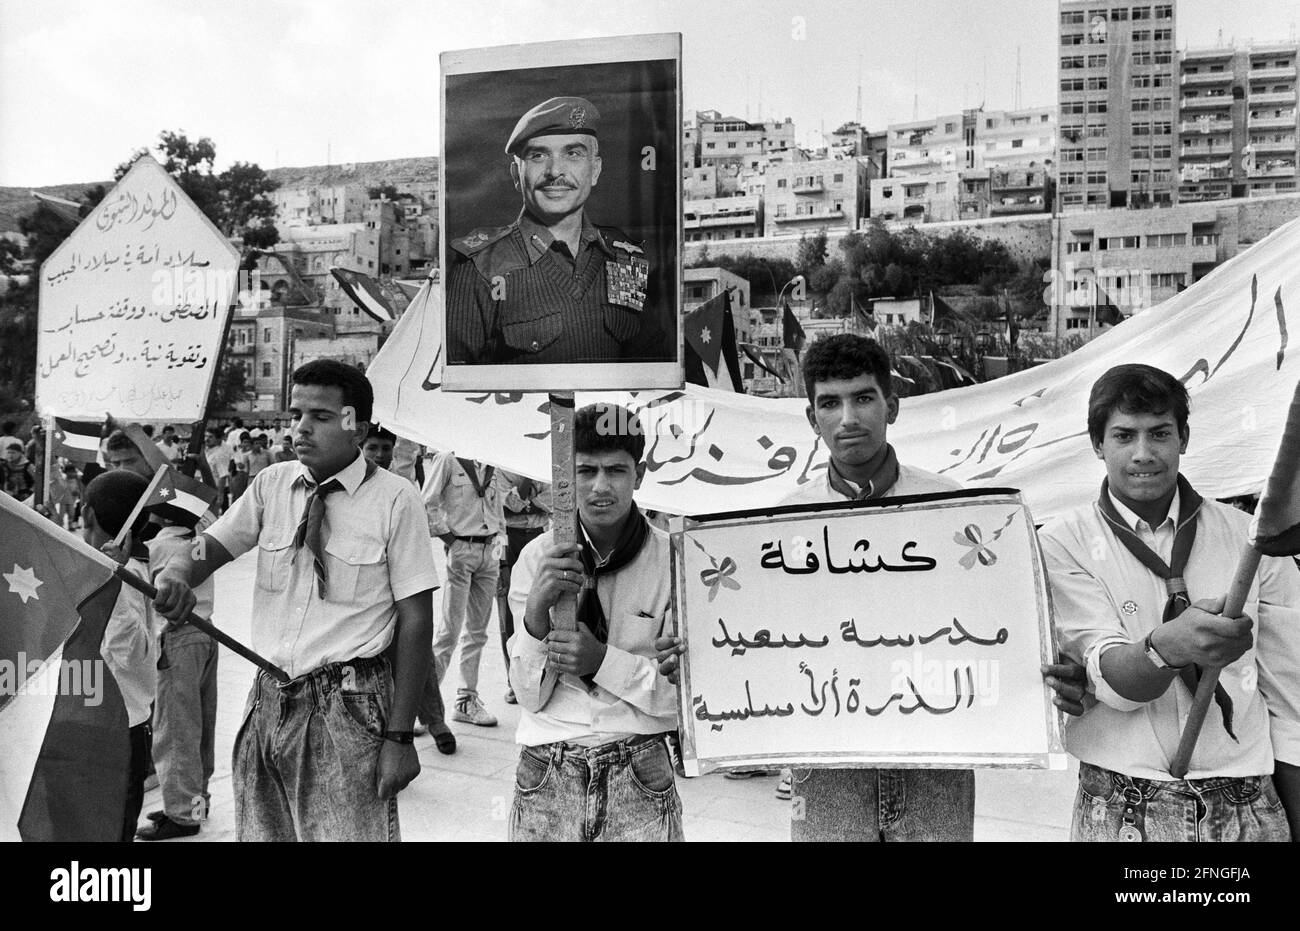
[40,415,53,516]
[1170,381,1300,778]
[112,463,169,549]
[548,392,578,632]
[112,566,290,683]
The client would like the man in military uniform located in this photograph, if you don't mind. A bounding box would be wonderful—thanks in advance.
[445,96,668,366]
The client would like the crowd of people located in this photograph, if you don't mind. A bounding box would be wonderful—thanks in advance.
[6,335,1299,844]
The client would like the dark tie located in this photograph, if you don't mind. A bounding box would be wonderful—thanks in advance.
[1097,477,1237,749]
[295,478,342,598]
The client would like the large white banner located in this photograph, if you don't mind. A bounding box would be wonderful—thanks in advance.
[36,156,239,421]
[672,491,1063,774]
[370,217,1300,523]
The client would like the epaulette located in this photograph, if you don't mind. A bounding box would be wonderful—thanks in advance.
[596,226,645,257]
[450,226,513,258]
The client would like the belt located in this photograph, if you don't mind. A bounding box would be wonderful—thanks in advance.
[538,732,670,765]
[453,534,495,543]
[262,655,389,692]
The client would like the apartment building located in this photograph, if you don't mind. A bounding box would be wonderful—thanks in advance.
[763,158,869,237]
[1058,0,1178,210]
[684,195,764,242]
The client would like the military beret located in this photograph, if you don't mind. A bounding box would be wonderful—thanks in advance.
[505,97,600,156]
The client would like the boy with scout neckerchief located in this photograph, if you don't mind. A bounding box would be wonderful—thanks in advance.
[1040,364,1300,841]
[443,96,669,366]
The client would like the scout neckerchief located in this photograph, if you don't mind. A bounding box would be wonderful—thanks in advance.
[295,457,379,598]
[827,444,900,501]
[1096,474,1237,742]
[575,504,650,688]
[455,458,494,498]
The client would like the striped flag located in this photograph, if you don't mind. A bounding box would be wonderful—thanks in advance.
[331,267,396,322]
[50,417,105,463]
[0,492,129,841]
[142,464,218,523]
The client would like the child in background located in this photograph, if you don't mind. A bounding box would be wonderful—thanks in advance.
[136,499,218,840]
[81,470,158,842]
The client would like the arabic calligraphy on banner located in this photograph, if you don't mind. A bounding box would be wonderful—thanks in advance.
[370,217,1300,525]
[35,155,239,421]
[671,491,1065,775]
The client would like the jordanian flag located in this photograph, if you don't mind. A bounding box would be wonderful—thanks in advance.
[142,463,219,524]
[51,416,106,464]
[331,266,396,322]
[0,492,129,841]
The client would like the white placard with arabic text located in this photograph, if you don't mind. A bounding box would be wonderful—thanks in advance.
[672,490,1065,775]
[36,155,238,421]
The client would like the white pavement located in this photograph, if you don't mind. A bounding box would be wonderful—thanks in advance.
[140,544,1077,842]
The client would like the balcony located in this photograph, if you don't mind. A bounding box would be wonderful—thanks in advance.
[1181,71,1233,86]
[889,153,944,170]
[774,209,844,222]
[1252,136,1298,152]
[1250,66,1298,81]
[1250,163,1298,178]
[1250,90,1297,106]
[1180,144,1233,157]
[792,181,825,194]
[1180,166,1233,182]
[1180,118,1232,134]
[685,211,759,229]
[1180,94,1234,109]
[1248,113,1297,129]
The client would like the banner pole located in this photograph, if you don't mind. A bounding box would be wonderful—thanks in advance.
[548,392,578,632]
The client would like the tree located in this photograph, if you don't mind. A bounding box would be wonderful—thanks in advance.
[210,357,251,410]
[117,130,279,248]
[0,279,37,401]
[796,228,829,279]
[368,184,399,201]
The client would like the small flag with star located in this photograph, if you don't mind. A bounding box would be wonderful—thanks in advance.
[331,266,396,322]
[684,291,727,376]
[142,464,219,524]
[50,416,106,464]
[0,490,130,841]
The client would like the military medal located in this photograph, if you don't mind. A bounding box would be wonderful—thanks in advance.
[605,256,648,312]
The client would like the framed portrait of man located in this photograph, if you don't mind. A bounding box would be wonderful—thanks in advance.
[438,34,683,392]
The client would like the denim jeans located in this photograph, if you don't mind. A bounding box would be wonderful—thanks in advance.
[510,734,684,842]
[433,539,499,699]
[1070,762,1291,842]
[233,655,399,842]
[153,626,218,827]
[790,767,975,842]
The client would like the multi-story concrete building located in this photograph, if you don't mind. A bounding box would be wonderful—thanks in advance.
[1058,0,1178,211]
[1048,192,1300,337]
[1245,43,1299,196]
[273,183,369,228]
[764,158,868,237]
[683,267,751,344]
[684,195,764,243]
[694,111,797,171]
[873,170,964,223]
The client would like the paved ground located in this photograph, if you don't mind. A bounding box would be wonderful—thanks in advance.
[140,545,1078,842]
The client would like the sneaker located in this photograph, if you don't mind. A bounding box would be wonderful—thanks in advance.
[724,769,771,780]
[452,694,498,727]
[504,688,517,705]
[775,769,793,800]
[136,815,200,841]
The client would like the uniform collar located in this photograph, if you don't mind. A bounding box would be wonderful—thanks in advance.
[295,451,368,495]
[517,209,609,264]
[1107,486,1180,534]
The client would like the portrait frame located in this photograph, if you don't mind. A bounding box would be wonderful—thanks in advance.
[438,33,683,392]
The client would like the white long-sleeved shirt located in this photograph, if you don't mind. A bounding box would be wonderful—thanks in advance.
[507,525,676,747]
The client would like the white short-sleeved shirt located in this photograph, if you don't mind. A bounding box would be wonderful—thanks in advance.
[206,454,439,678]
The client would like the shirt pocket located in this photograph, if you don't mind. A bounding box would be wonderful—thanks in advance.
[500,313,562,356]
[322,535,387,604]
[609,610,667,658]
[255,524,297,594]
[600,304,641,344]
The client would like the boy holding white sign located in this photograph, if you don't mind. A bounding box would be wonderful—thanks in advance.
[506,403,681,842]
[1040,364,1300,841]
[657,334,1086,841]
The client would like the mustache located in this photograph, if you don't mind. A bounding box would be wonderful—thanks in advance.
[538,178,577,189]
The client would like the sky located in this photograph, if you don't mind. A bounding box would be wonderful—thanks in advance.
[2,0,1299,186]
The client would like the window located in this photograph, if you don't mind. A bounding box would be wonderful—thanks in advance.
[1133,122,1152,136]
[1152,144,1172,159]
[1112,6,1129,19]
[1012,138,1024,148]
[777,178,787,188]
[1133,98,1151,111]
[263,328,271,342]
[1063,101,1086,114]
[934,182,946,194]
[262,362,272,377]
[1131,6,1151,21]
[1062,32,1086,45]
[1133,52,1152,66]
[1064,148,1085,161]
[1152,169,1172,183]
[727,141,737,149]
[1087,146,1108,161]
[944,122,955,133]
[1153,121,1171,135]
[1153,28,1171,41]
[1087,170,1107,185]
[1152,97,1173,111]
[1087,77,1108,91]
[1133,74,1152,88]
[1154,4,1172,19]
[1066,240,1092,253]
[775,204,788,217]
[1132,29,1151,42]
[1042,113,1051,122]
[1088,100,1108,114]
[1153,51,1171,65]
[1062,56,1084,70]
[1132,169,1152,184]
[1087,54,1107,67]
[1061,10,1084,24]
[1087,124,1108,138]
[834,173,844,182]
[1061,171,1084,186]
[1148,232,1186,247]
[1066,317,1088,330]
[706,142,715,149]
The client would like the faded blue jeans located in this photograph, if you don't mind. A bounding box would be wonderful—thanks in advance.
[233,655,399,842]
[510,734,684,842]
[790,768,975,842]
[153,626,218,827]
[433,539,499,699]
[1071,762,1291,842]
